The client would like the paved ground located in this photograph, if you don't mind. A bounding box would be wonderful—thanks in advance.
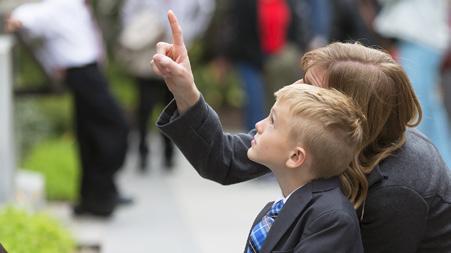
[47,133,280,253]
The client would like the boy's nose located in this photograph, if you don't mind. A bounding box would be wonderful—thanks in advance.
[255,120,264,133]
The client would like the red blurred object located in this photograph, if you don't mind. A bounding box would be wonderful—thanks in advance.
[258,0,291,55]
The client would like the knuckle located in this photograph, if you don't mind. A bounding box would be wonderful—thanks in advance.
[156,42,165,48]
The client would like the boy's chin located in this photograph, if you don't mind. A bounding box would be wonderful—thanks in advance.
[247,149,257,162]
[247,150,265,167]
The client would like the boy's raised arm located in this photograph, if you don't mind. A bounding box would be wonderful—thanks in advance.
[155,12,270,186]
[152,10,200,113]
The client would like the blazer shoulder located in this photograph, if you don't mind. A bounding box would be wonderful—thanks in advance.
[310,187,355,215]
[300,207,361,250]
[308,207,359,229]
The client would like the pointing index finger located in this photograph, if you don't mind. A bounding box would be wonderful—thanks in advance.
[168,10,184,46]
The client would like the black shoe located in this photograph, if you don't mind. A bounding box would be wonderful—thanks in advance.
[72,203,114,218]
[164,156,174,170]
[138,154,149,172]
[139,159,148,172]
[116,195,134,206]
[163,137,174,170]
[138,138,150,171]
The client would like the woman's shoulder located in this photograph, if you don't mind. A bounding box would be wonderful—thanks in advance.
[370,128,450,201]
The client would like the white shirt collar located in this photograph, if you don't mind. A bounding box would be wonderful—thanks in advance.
[281,185,304,204]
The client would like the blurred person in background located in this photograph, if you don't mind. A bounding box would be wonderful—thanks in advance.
[441,2,451,128]
[118,0,214,171]
[292,0,380,51]
[203,0,376,132]
[262,0,377,106]
[442,50,451,121]
[207,0,297,131]
[330,0,379,46]
[293,0,333,51]
[374,0,451,166]
[5,0,129,218]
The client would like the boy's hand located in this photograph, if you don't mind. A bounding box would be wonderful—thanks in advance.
[152,10,200,113]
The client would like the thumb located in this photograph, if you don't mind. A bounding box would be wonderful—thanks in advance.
[153,54,181,77]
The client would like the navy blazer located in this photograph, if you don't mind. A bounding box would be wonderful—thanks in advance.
[244,177,363,253]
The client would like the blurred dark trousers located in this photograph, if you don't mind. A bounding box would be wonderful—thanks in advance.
[66,62,129,211]
[237,63,266,131]
[136,77,174,164]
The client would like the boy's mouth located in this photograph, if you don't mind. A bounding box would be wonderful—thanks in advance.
[251,136,258,146]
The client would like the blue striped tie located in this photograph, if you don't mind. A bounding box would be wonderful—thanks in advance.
[246,199,284,253]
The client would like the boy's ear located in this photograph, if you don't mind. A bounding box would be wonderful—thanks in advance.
[286,147,306,168]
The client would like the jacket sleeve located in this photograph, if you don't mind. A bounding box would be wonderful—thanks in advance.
[361,186,428,253]
[295,210,364,253]
[156,96,270,184]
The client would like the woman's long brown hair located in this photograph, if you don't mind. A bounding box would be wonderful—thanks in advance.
[301,42,422,208]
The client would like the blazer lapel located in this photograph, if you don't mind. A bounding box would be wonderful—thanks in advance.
[260,184,313,253]
[252,202,273,228]
[243,202,273,252]
[260,177,340,253]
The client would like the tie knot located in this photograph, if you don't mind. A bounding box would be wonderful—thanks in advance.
[268,199,284,217]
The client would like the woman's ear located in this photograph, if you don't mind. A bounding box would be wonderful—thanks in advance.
[286,147,306,168]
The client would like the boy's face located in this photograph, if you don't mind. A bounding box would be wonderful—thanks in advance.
[247,99,297,170]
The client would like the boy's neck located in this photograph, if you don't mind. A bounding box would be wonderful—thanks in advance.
[273,169,315,197]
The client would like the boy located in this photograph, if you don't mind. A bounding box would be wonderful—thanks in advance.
[152,11,364,253]
[243,83,364,252]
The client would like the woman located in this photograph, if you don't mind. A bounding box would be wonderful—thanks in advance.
[153,11,451,252]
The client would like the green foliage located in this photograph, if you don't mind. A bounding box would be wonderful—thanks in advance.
[194,63,243,109]
[22,137,79,201]
[38,96,72,134]
[189,40,244,109]
[15,96,72,161]
[0,207,75,253]
[13,43,47,90]
[107,60,136,111]
[15,99,54,159]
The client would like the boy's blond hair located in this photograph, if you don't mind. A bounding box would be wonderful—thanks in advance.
[275,84,366,206]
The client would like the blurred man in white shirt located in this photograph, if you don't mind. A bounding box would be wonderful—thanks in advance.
[6,0,129,217]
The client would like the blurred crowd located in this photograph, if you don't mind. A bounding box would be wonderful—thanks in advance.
[2,0,451,217]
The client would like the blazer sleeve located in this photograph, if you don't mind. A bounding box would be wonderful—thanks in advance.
[361,186,428,253]
[156,96,270,184]
[295,210,364,253]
